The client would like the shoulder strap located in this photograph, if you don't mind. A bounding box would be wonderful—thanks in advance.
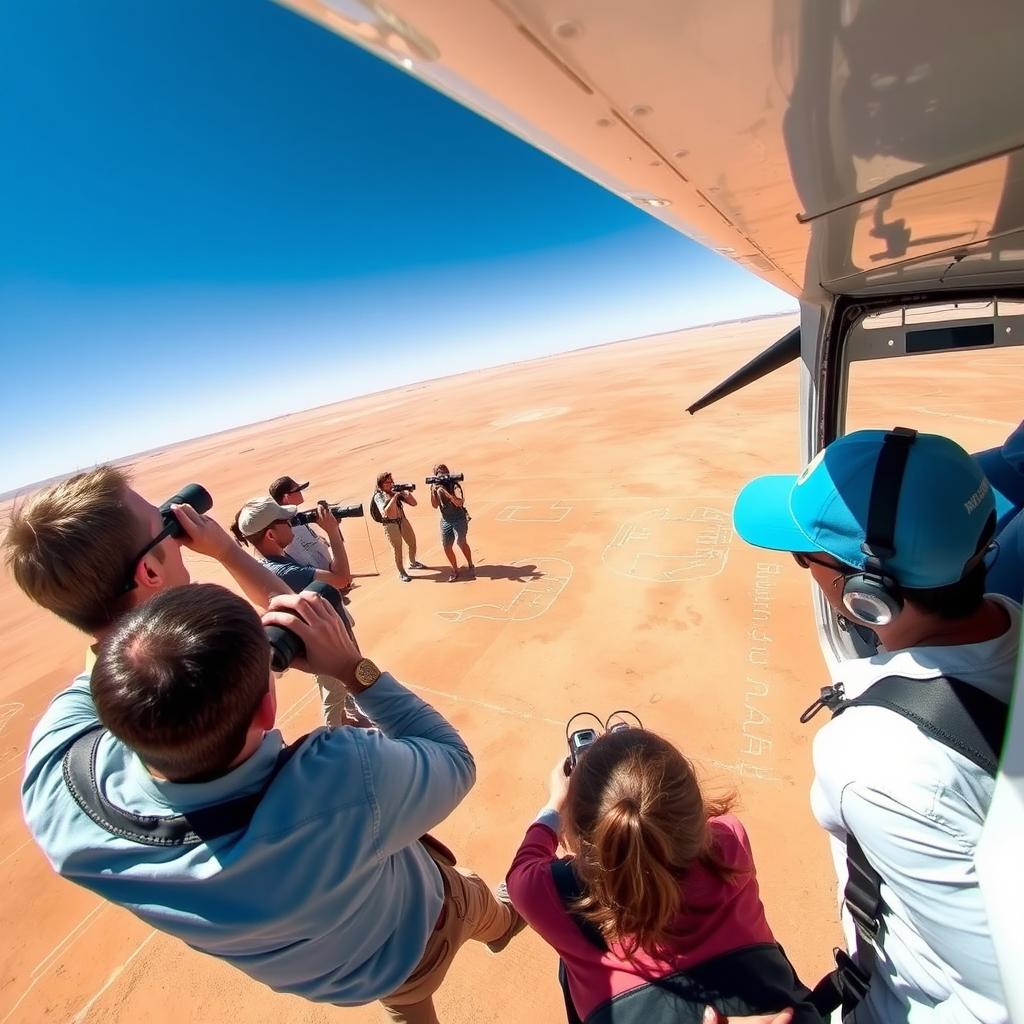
[833,673,1008,775]
[62,728,310,847]
[809,673,1008,1017]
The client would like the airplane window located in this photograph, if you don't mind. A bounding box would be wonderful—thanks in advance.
[845,344,1024,457]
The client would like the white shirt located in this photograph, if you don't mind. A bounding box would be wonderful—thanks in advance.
[811,596,1018,1024]
[285,523,330,570]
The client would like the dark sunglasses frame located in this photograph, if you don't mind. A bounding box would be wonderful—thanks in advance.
[122,521,177,594]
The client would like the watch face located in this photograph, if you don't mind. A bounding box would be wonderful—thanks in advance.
[356,659,380,686]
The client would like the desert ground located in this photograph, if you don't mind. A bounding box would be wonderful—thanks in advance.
[1,313,1019,1024]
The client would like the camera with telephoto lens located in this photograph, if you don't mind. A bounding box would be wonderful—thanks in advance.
[563,710,644,775]
[392,482,416,492]
[158,484,213,537]
[425,472,464,486]
[265,580,348,672]
[290,502,364,526]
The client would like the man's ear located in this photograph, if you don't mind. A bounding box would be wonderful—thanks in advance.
[132,550,166,596]
[255,684,277,731]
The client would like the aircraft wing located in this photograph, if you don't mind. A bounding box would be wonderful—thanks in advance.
[278,0,1024,301]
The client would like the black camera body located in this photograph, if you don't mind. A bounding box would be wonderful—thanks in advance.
[158,484,213,538]
[563,711,644,775]
[290,502,364,526]
[392,483,416,493]
[426,473,464,486]
[265,580,342,672]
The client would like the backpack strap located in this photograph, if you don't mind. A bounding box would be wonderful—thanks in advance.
[804,673,1008,1016]
[62,727,310,847]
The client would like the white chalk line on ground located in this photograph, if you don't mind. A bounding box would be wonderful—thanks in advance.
[31,903,108,977]
[910,407,1018,429]
[408,682,564,728]
[0,904,107,1024]
[0,836,32,871]
[69,930,157,1024]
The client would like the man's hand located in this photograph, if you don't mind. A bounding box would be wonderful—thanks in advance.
[171,503,234,561]
[261,591,363,682]
[316,501,342,538]
[545,755,571,814]
[703,1008,794,1024]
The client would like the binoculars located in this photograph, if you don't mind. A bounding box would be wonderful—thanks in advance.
[425,473,464,486]
[158,484,213,537]
[265,580,348,672]
[564,711,644,775]
[291,502,364,526]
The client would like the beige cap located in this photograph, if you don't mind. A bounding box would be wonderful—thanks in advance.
[237,496,298,537]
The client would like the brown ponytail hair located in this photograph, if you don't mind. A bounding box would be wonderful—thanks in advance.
[565,729,737,962]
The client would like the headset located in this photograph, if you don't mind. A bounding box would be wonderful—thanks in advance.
[840,426,917,627]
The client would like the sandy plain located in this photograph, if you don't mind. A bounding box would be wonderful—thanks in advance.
[1,312,1020,1024]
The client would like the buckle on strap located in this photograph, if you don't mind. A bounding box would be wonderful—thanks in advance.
[834,947,871,1004]
[800,683,846,723]
[846,894,883,941]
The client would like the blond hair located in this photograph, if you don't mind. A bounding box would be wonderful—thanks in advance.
[3,466,145,633]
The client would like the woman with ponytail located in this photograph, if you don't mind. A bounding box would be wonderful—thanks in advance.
[505,728,821,1023]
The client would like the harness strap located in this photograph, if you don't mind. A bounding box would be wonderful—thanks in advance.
[805,673,1007,1016]
[62,727,310,847]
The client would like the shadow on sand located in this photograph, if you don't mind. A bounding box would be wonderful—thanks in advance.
[415,563,545,584]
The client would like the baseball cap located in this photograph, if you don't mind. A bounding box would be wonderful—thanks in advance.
[237,496,298,537]
[733,429,994,588]
[269,476,309,502]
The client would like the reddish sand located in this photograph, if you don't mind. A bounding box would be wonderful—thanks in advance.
[1,314,1018,1023]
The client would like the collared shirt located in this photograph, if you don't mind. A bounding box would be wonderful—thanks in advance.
[284,523,331,570]
[22,672,475,1005]
[811,595,1018,1024]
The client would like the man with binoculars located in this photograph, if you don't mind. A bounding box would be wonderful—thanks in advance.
[4,465,289,643]
[19,582,523,1020]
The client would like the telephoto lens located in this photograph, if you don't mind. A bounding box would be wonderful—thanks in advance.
[290,503,365,526]
[159,484,213,538]
[392,482,416,492]
[425,473,464,485]
[266,580,341,672]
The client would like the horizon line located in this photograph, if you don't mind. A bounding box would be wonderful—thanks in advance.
[1,309,795,501]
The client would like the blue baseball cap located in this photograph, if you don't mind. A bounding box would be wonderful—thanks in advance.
[733,429,994,588]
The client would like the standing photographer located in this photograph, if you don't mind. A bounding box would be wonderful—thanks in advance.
[374,471,425,582]
[429,463,474,582]
[269,475,330,570]
[232,496,364,727]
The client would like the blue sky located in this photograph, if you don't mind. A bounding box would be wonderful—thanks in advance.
[0,0,794,493]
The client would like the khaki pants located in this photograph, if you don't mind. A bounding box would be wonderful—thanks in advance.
[383,518,418,572]
[379,855,518,1024]
[314,676,371,728]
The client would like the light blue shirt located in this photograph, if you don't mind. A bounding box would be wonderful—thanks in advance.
[22,671,475,1005]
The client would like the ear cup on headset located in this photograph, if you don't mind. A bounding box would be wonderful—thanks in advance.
[842,571,903,626]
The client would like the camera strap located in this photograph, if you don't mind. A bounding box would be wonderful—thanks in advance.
[806,673,1007,1018]
[62,727,310,847]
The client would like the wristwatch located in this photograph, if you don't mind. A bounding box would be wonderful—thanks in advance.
[351,658,383,691]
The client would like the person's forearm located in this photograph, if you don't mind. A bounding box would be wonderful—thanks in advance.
[219,545,290,607]
[356,673,469,751]
[327,530,351,582]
